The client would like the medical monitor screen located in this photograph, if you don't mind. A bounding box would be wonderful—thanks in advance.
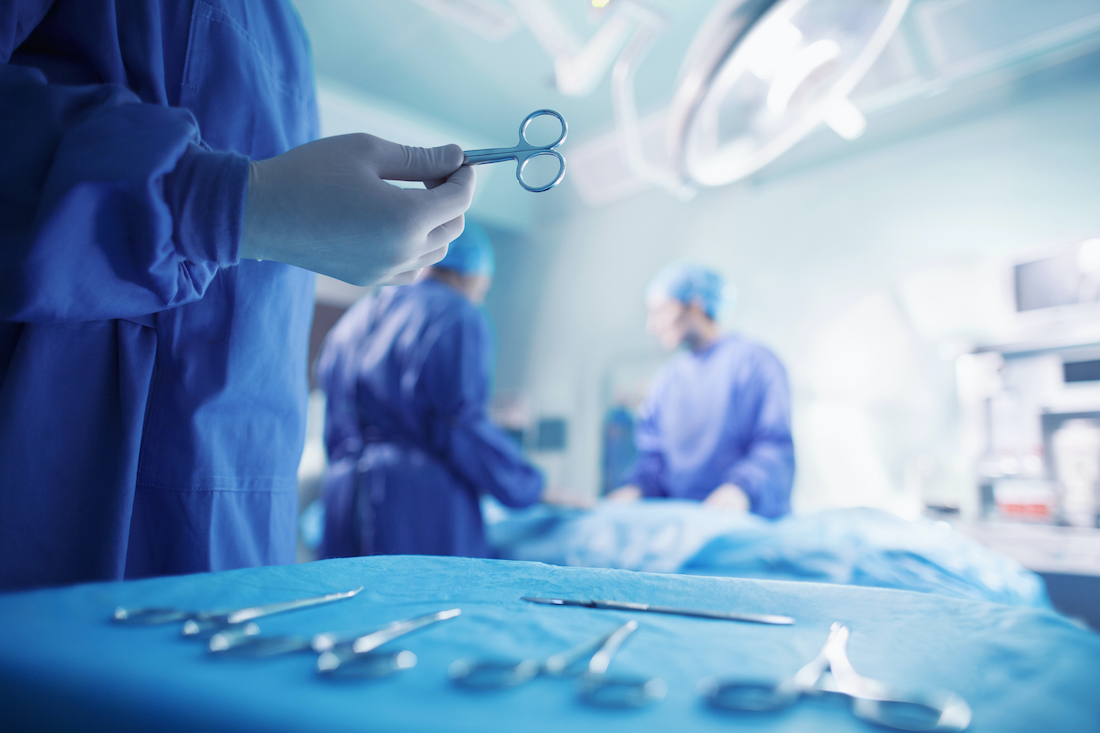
[1015,242,1100,312]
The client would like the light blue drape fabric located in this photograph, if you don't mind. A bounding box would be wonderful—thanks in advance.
[0,555,1095,732]
[488,503,1050,608]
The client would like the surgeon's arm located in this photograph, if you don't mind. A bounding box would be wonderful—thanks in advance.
[2,27,470,322]
[0,61,246,322]
[720,355,795,518]
[423,313,544,508]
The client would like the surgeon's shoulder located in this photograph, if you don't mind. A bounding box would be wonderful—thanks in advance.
[417,281,484,334]
[724,334,787,372]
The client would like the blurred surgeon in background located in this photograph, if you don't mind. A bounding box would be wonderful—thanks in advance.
[606,263,794,518]
[317,223,544,559]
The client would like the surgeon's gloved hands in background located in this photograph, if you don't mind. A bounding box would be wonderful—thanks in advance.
[604,485,642,503]
[705,483,750,512]
[541,486,595,509]
[241,134,475,285]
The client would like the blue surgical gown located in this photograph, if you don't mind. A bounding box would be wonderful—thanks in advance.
[0,0,318,590]
[317,279,544,559]
[626,334,795,518]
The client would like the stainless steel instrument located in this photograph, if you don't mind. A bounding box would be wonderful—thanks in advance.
[522,596,795,626]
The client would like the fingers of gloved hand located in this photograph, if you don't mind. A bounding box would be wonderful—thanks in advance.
[380,269,423,286]
[408,165,476,230]
[409,243,450,271]
[426,214,465,251]
[371,139,464,182]
[379,240,449,285]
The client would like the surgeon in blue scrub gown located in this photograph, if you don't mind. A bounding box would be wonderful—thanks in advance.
[317,224,544,558]
[607,264,795,518]
[0,1,475,589]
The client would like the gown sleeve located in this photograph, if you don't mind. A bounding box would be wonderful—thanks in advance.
[422,307,544,509]
[720,351,795,518]
[1,10,248,323]
[624,377,668,498]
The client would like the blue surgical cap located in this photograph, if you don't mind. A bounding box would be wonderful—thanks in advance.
[645,262,725,318]
[436,221,495,278]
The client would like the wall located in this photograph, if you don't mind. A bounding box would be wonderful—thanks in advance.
[508,63,1100,511]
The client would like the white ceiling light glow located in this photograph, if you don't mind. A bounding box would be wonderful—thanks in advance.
[676,0,910,187]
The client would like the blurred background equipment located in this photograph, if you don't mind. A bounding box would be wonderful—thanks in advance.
[292,0,1100,626]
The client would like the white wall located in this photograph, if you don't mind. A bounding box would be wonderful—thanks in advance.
[512,74,1100,511]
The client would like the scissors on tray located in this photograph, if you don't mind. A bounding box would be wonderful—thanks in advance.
[702,622,972,732]
[111,587,362,637]
[450,620,666,708]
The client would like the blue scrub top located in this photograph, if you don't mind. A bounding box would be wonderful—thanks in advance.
[0,0,318,589]
[317,278,544,559]
[627,334,795,517]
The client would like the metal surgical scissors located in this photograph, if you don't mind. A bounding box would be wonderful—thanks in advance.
[315,608,462,679]
[110,587,363,637]
[702,622,972,732]
[450,620,666,708]
[463,110,567,193]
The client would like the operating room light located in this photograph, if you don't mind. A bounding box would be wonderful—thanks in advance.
[669,0,910,187]
[765,39,842,114]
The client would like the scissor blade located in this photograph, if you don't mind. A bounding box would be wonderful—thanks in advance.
[351,608,461,654]
[521,597,794,626]
[521,597,593,608]
[225,586,362,623]
[111,607,194,625]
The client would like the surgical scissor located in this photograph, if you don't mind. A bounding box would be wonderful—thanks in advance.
[110,587,363,637]
[702,622,972,732]
[449,620,666,708]
[315,608,461,679]
[463,110,567,193]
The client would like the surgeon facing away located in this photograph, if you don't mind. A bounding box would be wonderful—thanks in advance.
[606,264,795,518]
[316,224,544,558]
[0,1,475,590]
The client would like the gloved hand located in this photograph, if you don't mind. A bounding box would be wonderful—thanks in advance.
[604,485,642,503]
[240,133,475,285]
[704,484,749,512]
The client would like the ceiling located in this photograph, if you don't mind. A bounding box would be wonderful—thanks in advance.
[291,0,1100,200]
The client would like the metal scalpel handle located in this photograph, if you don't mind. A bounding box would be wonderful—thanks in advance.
[521,596,795,625]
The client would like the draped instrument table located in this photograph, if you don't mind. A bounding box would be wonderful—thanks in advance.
[0,556,1097,732]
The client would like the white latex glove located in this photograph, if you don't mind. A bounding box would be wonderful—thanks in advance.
[240,134,475,285]
[704,483,750,512]
[604,485,642,503]
[542,486,595,509]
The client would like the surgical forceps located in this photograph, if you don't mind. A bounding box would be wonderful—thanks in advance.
[702,623,972,732]
[110,587,362,637]
[449,620,666,708]
[463,110,567,193]
[315,608,462,679]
